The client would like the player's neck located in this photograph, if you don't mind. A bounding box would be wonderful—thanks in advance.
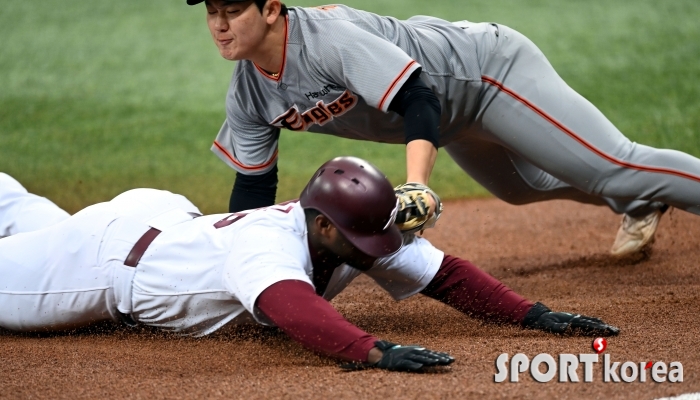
[307,232,343,294]
[251,16,286,76]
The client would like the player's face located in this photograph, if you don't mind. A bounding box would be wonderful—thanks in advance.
[327,229,378,271]
[205,0,268,61]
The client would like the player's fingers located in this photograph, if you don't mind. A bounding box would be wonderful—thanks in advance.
[577,315,605,324]
[416,351,455,365]
[394,359,425,372]
[402,350,447,366]
[424,350,455,365]
[600,325,621,336]
[408,354,441,366]
[547,321,570,334]
[569,318,620,336]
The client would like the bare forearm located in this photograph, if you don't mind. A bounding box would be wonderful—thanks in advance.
[406,139,438,185]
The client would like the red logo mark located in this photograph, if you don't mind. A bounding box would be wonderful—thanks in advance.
[645,361,653,370]
[592,338,607,354]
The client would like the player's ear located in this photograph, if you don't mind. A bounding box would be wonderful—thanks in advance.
[264,0,282,22]
[314,214,336,239]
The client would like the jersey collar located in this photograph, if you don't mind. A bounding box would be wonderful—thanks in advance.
[254,15,289,82]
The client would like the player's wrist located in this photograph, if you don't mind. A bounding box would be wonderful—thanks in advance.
[367,347,383,364]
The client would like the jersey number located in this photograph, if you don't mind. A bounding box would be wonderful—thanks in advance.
[213,200,298,229]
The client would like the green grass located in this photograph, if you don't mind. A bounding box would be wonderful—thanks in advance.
[2,0,699,213]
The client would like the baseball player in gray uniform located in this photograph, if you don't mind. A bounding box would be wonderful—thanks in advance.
[189,0,700,257]
[0,157,618,371]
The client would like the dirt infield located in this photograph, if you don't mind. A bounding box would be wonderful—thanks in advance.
[1,199,698,399]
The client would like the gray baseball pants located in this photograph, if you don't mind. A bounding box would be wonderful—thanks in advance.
[447,22,700,216]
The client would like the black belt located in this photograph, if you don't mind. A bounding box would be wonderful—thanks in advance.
[124,227,161,267]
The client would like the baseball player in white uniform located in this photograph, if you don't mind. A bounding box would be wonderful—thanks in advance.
[0,173,70,237]
[0,157,618,371]
[189,0,700,258]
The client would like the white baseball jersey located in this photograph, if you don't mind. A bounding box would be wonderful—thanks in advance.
[0,189,443,335]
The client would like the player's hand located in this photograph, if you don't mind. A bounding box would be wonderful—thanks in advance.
[340,340,455,372]
[394,183,443,234]
[373,340,454,371]
[522,302,620,336]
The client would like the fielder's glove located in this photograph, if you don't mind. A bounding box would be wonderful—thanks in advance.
[341,340,455,372]
[522,302,620,336]
[394,183,443,234]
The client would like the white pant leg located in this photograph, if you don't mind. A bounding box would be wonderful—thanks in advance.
[0,173,70,237]
[0,188,201,332]
[108,188,202,223]
[0,204,124,331]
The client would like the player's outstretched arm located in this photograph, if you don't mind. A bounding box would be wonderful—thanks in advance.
[256,279,454,371]
[420,255,621,336]
[521,302,620,336]
[388,71,444,234]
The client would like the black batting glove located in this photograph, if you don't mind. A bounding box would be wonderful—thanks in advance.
[522,302,620,336]
[340,340,455,372]
[373,340,455,372]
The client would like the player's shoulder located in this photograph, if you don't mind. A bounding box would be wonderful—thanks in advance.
[290,4,364,21]
[288,4,387,31]
[217,201,306,236]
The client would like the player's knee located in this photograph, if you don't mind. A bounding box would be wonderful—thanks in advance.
[489,188,540,205]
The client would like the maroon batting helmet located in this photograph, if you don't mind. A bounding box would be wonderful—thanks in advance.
[300,157,402,258]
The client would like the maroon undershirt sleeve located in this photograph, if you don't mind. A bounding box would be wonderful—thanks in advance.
[420,254,534,325]
[256,279,378,362]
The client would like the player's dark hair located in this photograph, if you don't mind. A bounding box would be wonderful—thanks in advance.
[252,0,288,16]
[303,208,322,225]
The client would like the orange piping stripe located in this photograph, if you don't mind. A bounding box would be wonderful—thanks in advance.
[481,75,700,184]
[378,60,417,110]
[213,140,278,171]
[254,15,289,82]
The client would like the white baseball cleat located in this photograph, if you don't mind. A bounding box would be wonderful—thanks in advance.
[610,207,667,257]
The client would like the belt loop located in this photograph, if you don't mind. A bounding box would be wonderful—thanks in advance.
[124,227,161,267]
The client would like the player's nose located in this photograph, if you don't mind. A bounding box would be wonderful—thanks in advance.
[214,13,229,31]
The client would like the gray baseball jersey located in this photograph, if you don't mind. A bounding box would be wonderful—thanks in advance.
[212,5,481,174]
[212,5,700,217]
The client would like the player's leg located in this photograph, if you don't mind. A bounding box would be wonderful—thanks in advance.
[108,188,202,223]
[443,135,647,210]
[475,24,700,216]
[0,204,127,331]
[471,24,700,255]
[0,173,70,237]
[444,139,664,256]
